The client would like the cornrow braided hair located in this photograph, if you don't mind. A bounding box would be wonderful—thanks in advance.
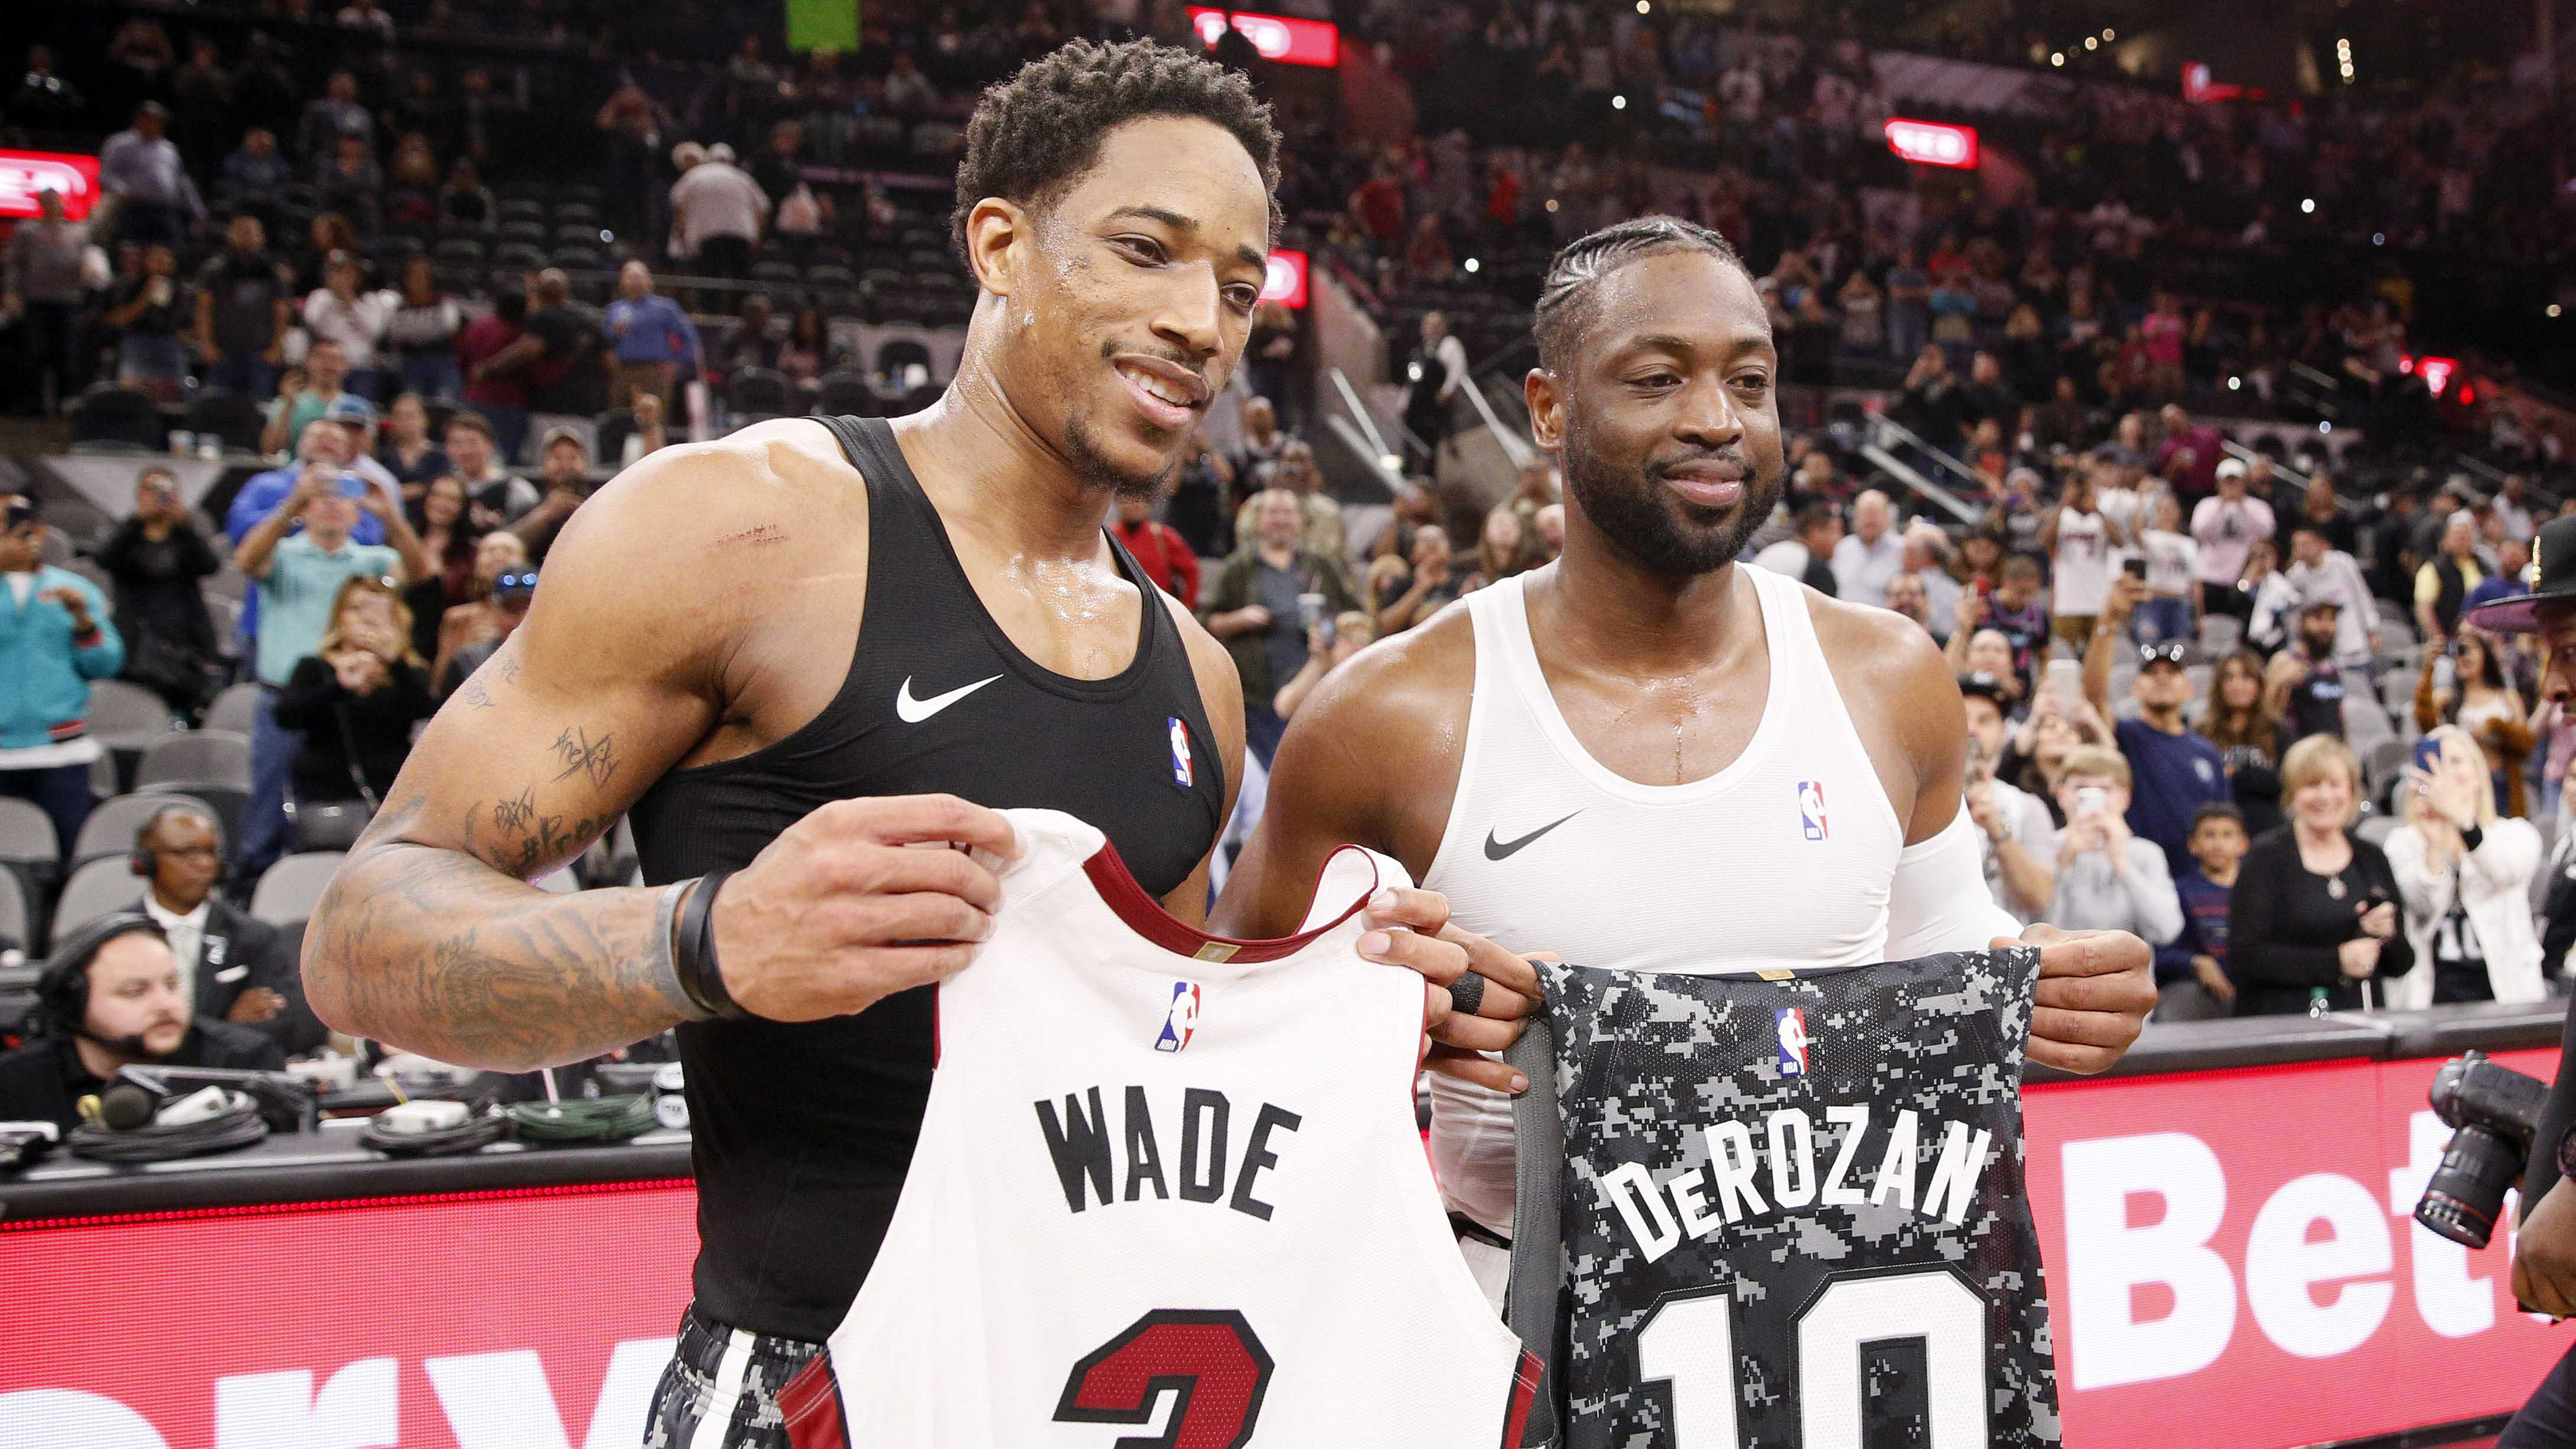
[1533,214,1750,371]
[949,38,1283,266]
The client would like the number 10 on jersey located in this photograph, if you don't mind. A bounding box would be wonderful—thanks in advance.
[1634,1268,1992,1448]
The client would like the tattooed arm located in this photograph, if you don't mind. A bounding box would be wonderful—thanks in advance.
[303,423,1018,1069]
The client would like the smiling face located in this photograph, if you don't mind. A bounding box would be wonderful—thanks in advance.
[968,115,1271,501]
[1528,249,1785,579]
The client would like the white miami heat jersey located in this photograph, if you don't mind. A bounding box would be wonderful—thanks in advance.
[792,808,1540,1449]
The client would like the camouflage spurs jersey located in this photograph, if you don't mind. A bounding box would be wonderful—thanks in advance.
[1503,950,2060,1449]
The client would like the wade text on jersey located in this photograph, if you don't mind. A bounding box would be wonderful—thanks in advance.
[1599,1100,1996,1262]
[1035,1083,1302,1222]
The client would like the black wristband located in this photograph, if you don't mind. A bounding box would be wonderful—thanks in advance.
[675,870,750,1021]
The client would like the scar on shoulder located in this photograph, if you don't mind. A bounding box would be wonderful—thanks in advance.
[717,524,788,548]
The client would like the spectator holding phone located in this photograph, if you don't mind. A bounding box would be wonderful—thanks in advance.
[2087,572,2231,877]
[2157,803,2247,1019]
[431,531,530,695]
[2044,746,2185,948]
[96,466,223,716]
[2384,724,2545,1007]
[1962,672,2055,923]
[1274,611,1376,723]
[2230,734,2410,1015]
[2199,647,2288,836]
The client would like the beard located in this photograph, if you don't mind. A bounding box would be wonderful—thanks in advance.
[1563,428,1784,580]
[1063,409,1180,503]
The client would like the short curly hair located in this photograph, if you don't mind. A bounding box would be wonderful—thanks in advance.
[949,38,1282,268]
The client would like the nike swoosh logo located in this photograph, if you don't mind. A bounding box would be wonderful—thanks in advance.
[895,673,1003,724]
[1484,811,1581,861]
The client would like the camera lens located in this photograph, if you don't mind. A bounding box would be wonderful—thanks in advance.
[2415,1124,2523,1249]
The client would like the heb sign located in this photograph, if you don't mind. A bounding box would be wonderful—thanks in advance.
[0,150,100,220]
[2,1052,2570,1447]
[2026,1049,2571,1447]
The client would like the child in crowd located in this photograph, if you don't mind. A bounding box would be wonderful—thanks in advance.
[2160,802,2247,1020]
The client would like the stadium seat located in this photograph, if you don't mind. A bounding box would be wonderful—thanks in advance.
[48,857,142,949]
[205,682,263,737]
[186,390,268,452]
[87,679,177,741]
[815,370,877,418]
[0,798,58,870]
[594,409,637,464]
[250,852,347,927]
[752,260,802,286]
[2197,615,2242,655]
[550,245,603,272]
[728,368,794,419]
[492,242,547,272]
[135,731,252,792]
[499,219,549,246]
[875,339,933,379]
[0,867,27,953]
[71,793,216,867]
[285,800,372,854]
[68,387,167,450]
[434,236,488,267]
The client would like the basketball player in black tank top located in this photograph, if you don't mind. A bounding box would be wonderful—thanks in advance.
[301,41,1539,1447]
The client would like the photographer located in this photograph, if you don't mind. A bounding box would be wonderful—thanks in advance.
[96,466,223,716]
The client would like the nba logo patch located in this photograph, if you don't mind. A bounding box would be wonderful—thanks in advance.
[1774,1007,1810,1076]
[1797,781,1828,841]
[1156,980,1202,1053]
[1168,717,1194,789]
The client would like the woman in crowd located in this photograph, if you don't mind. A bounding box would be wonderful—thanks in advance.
[385,256,464,403]
[96,466,222,716]
[2230,735,2412,1015]
[431,530,529,692]
[2197,647,2287,836]
[2001,689,2111,826]
[302,251,393,400]
[1460,506,1531,594]
[383,134,442,230]
[2385,724,2545,1007]
[402,474,484,663]
[272,577,434,817]
[777,305,833,393]
[2414,625,2535,816]
[376,392,451,499]
[105,243,193,403]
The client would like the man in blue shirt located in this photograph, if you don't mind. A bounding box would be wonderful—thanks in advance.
[2086,574,2232,879]
[603,261,701,415]
[229,465,429,880]
[2465,536,2532,616]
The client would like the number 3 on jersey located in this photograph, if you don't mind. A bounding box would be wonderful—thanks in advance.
[1636,1268,1991,1448]
[1054,1309,1274,1448]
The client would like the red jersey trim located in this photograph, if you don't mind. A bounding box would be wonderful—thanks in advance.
[1082,839,1378,965]
[1501,1347,1545,1447]
[779,1353,848,1449]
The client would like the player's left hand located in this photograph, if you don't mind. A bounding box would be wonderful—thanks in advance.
[2002,923,2154,1074]
[1358,886,1542,1095]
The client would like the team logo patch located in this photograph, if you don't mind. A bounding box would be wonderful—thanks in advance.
[1797,780,1829,841]
[1155,980,1203,1053]
[1168,717,1194,788]
[1774,1006,1810,1076]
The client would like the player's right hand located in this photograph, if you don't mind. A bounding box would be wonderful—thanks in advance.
[2518,1179,2576,1317]
[711,794,1021,1022]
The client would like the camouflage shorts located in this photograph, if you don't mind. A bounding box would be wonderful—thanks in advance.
[641,1306,835,1449]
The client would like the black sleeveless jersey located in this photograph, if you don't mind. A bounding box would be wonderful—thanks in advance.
[628,415,1227,1340]
[1503,950,2060,1449]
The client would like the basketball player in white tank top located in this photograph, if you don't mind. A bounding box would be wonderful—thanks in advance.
[1210,217,2158,1252]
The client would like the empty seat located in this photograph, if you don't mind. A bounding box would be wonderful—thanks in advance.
[68,387,165,450]
[48,857,144,947]
[135,731,252,792]
[187,390,268,452]
[814,370,877,418]
[250,852,347,926]
[0,867,26,953]
[434,236,488,266]
[498,219,549,246]
[0,798,58,868]
[727,368,794,419]
[86,679,177,741]
[751,260,802,285]
[206,682,263,737]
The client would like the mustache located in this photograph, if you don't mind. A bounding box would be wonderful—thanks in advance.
[1098,338,1212,391]
[1644,448,1753,481]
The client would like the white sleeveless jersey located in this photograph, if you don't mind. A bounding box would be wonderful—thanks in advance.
[803,808,1540,1449]
[1421,566,1907,1238]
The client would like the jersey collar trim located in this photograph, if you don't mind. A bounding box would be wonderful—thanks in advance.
[1081,842,1377,965]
